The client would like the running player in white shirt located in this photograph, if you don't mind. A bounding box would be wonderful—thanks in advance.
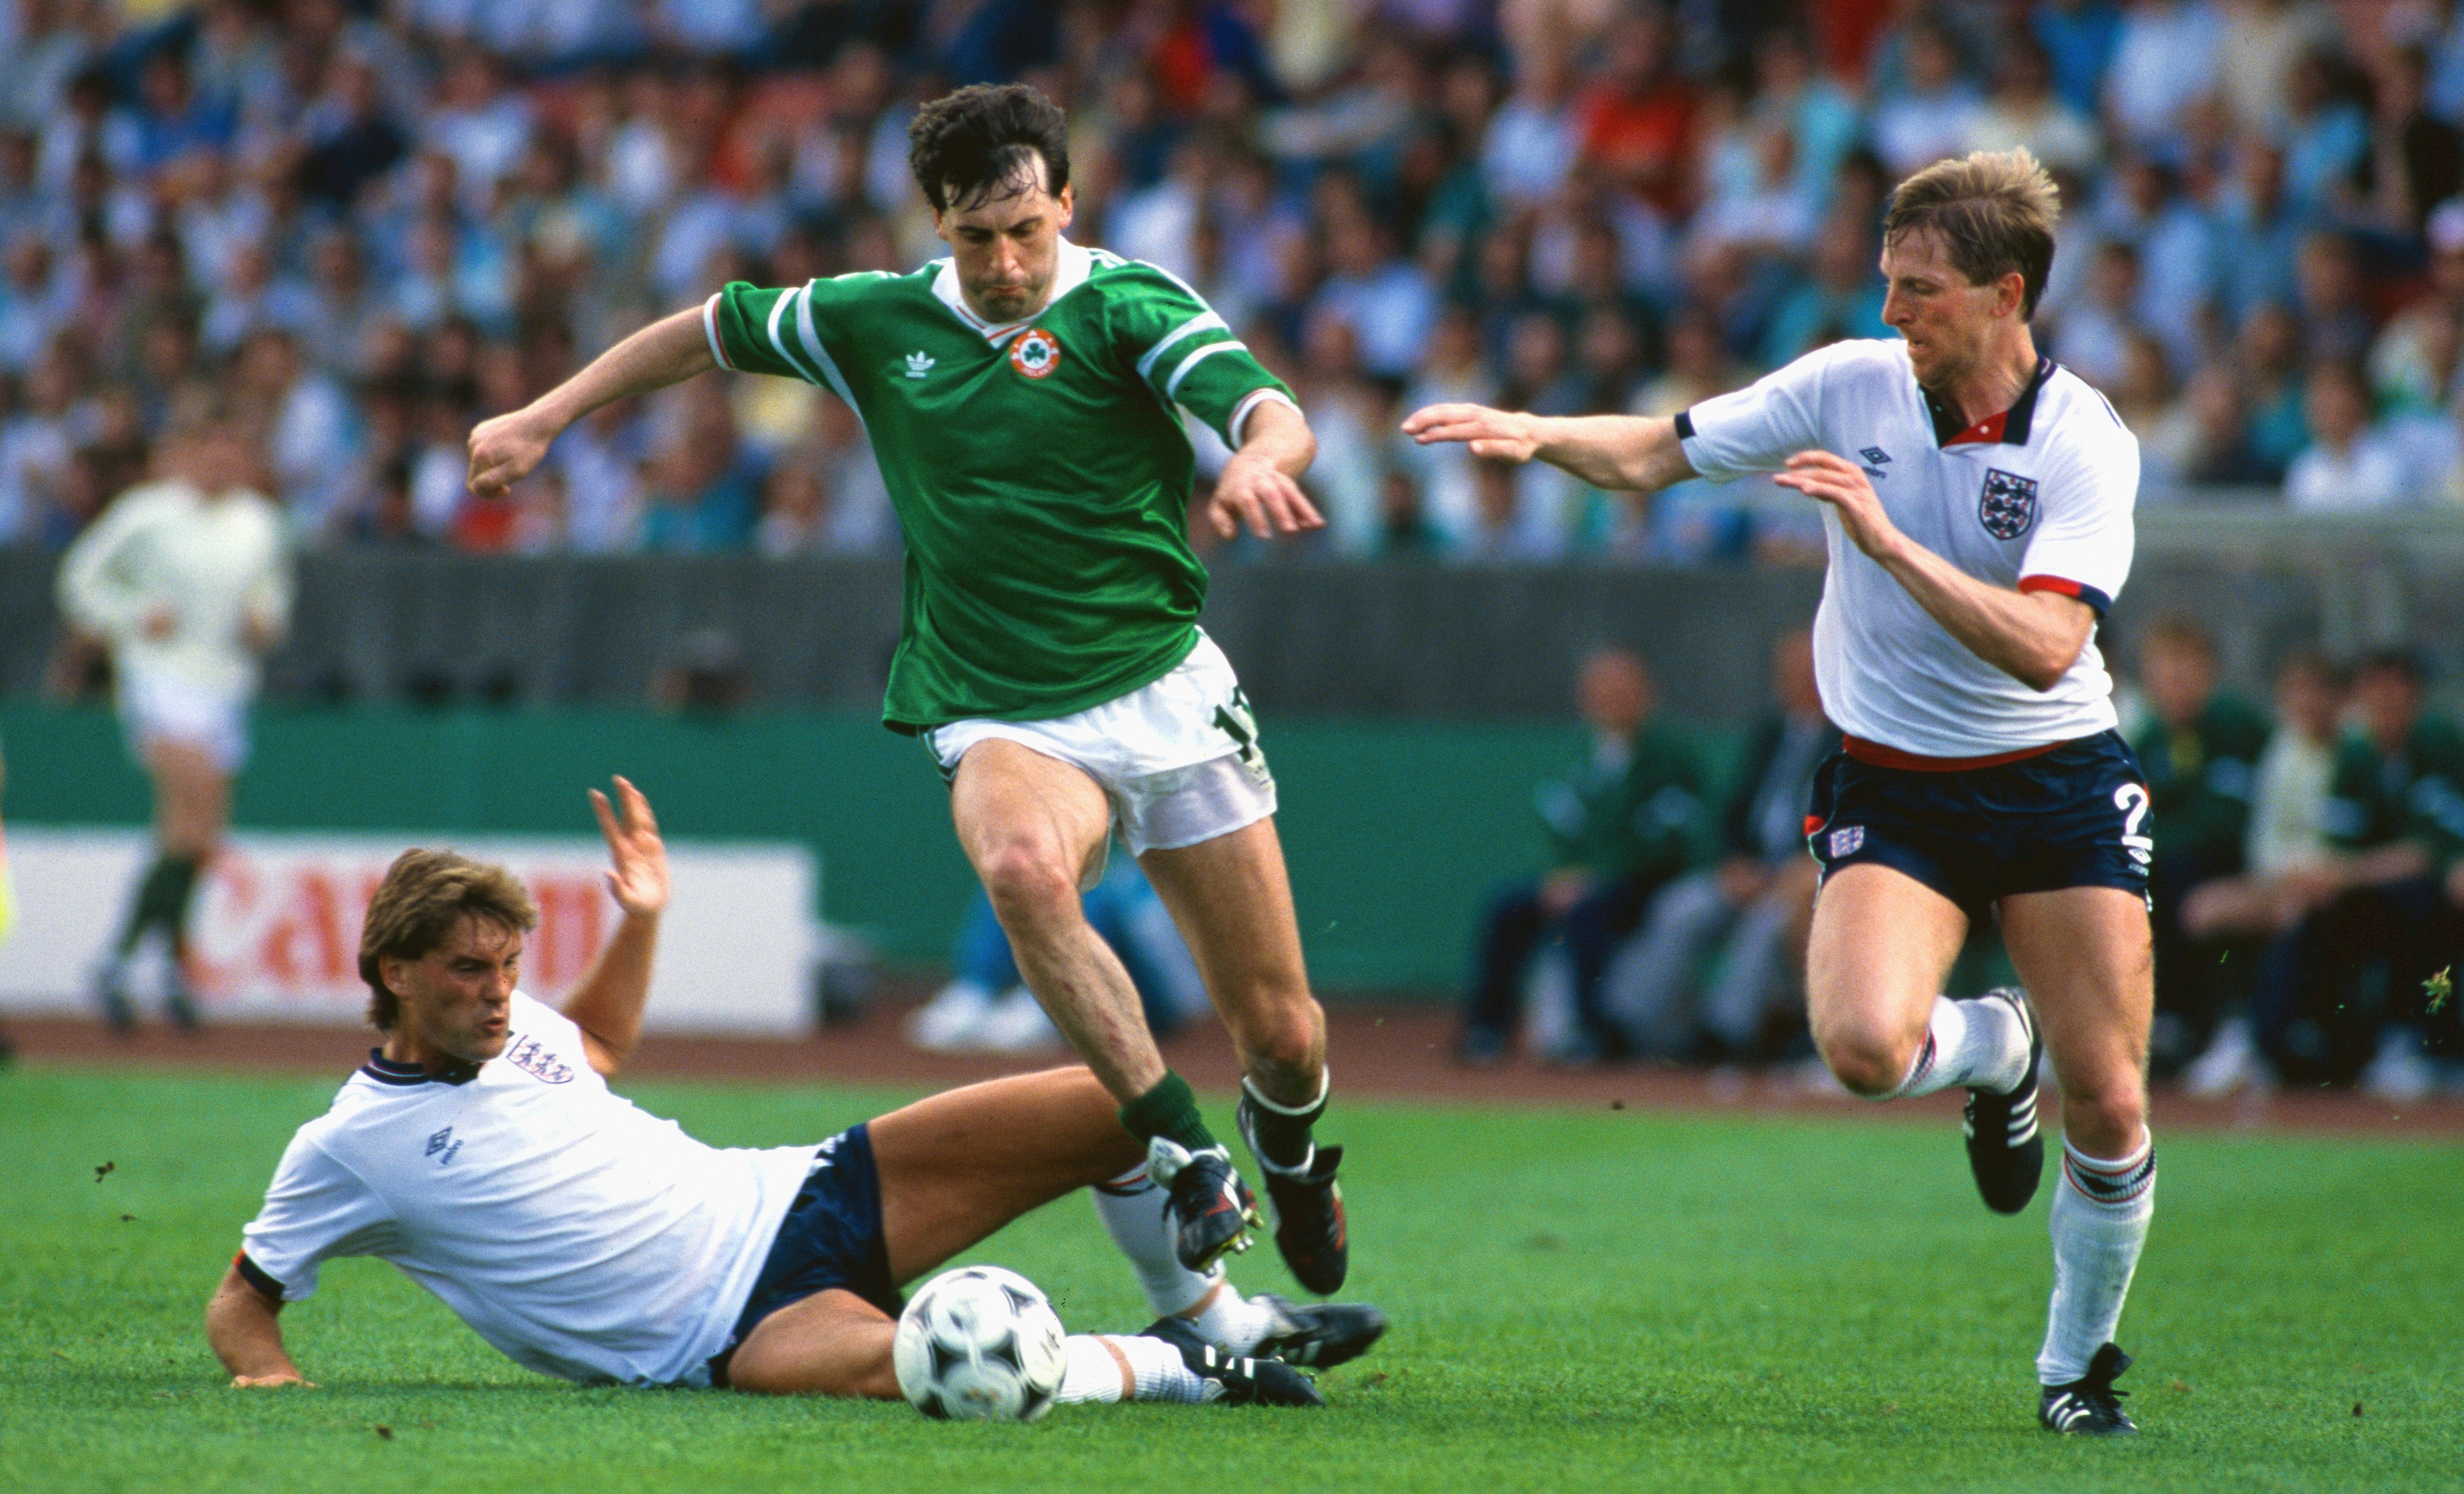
[57,413,290,1032]
[206,778,1382,1406]
[1404,151,2152,1436]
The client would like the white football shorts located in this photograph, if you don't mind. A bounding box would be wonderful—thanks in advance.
[119,670,249,774]
[923,630,1278,862]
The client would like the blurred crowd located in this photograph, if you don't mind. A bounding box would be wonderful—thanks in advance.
[1458,621,2464,1099]
[6,0,2464,568]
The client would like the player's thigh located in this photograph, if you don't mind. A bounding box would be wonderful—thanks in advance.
[1998,884,2153,1100]
[1136,815,1311,1012]
[143,737,229,849]
[869,1066,1143,1284]
[724,1288,901,1398]
[948,739,1114,893]
[1804,861,1970,1054]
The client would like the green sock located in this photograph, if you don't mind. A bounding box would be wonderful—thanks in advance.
[114,856,181,956]
[157,854,203,950]
[1119,1071,1220,1155]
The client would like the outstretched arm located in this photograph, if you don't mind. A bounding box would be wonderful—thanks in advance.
[466,307,716,499]
[561,777,670,1076]
[1204,399,1323,540]
[1774,450,2093,691]
[1400,405,1696,494]
[207,1264,310,1387]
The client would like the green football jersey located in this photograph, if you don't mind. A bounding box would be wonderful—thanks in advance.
[704,239,1296,732]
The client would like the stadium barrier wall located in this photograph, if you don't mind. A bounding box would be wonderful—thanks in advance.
[6,510,2461,722]
[0,704,1602,992]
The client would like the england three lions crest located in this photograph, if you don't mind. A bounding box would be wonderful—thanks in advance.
[1978,468,2038,540]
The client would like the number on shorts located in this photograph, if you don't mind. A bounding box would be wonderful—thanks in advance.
[2113,782,2152,862]
[1213,685,1261,766]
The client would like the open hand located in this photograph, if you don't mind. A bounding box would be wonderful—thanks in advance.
[1772,450,1897,560]
[1400,403,1539,461]
[466,409,559,501]
[590,776,669,920]
[1206,452,1325,540]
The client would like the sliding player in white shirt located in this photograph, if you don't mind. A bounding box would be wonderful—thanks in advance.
[205,778,1381,1408]
[1405,151,2152,1436]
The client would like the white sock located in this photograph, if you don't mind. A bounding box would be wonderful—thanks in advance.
[1882,995,2028,1099]
[1091,1165,1224,1317]
[1178,1280,1275,1355]
[2037,1134,2156,1386]
[1055,1333,1210,1405]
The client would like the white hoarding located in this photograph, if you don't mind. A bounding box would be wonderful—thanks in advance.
[0,827,817,1034]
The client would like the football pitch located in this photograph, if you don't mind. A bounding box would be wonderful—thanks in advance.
[3,1067,2454,1493]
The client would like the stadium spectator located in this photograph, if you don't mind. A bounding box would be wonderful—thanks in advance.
[2177,649,2346,1094]
[1456,647,1705,1064]
[0,0,2445,562]
[2247,650,2464,1097]
[1599,627,1836,1062]
[2128,618,2271,1076]
[2101,0,2225,152]
[2282,361,2408,511]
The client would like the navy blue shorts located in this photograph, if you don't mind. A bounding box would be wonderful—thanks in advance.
[1803,730,2152,920]
[709,1123,901,1386]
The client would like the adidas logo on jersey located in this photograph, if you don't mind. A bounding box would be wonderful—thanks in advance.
[905,351,935,379]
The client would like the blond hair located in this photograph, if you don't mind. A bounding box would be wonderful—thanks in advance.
[1884,149,2062,318]
[358,849,538,1030]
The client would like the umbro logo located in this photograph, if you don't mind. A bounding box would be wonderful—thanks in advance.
[425,1126,462,1165]
[905,350,935,379]
[1859,446,1890,479]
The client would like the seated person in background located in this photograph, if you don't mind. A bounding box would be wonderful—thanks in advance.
[1600,628,1838,1062]
[207,779,1381,1404]
[2128,618,2270,1078]
[2177,651,2347,1095]
[2244,650,2464,1098]
[1457,648,1705,1063]
[907,854,1209,1054]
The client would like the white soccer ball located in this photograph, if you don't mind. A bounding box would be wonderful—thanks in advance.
[892,1265,1068,1422]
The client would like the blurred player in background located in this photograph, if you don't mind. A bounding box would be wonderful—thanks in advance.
[1408,150,2157,1435]
[467,85,1351,1294]
[207,780,1380,1406]
[56,411,290,1032]
[2127,618,2269,1079]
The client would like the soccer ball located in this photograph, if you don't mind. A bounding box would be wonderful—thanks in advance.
[892,1265,1068,1422]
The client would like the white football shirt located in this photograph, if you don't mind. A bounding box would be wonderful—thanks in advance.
[1678,339,2137,761]
[239,993,818,1387]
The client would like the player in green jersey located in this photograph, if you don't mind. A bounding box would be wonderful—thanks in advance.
[468,85,1350,1297]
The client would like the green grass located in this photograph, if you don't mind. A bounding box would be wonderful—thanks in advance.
[2,1067,2456,1493]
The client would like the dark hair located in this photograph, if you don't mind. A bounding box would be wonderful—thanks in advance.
[908,84,1071,213]
[2354,646,2427,685]
[2140,615,2216,664]
[358,849,538,1030]
[1884,149,2060,318]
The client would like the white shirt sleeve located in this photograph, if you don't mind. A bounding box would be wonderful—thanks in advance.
[2017,412,2139,614]
[54,485,168,643]
[1675,342,1846,482]
[239,1130,396,1301]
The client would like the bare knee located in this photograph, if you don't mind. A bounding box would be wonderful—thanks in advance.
[2059,1074,2147,1158]
[977,844,1081,933]
[1230,987,1324,1092]
[1817,1026,1920,1098]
